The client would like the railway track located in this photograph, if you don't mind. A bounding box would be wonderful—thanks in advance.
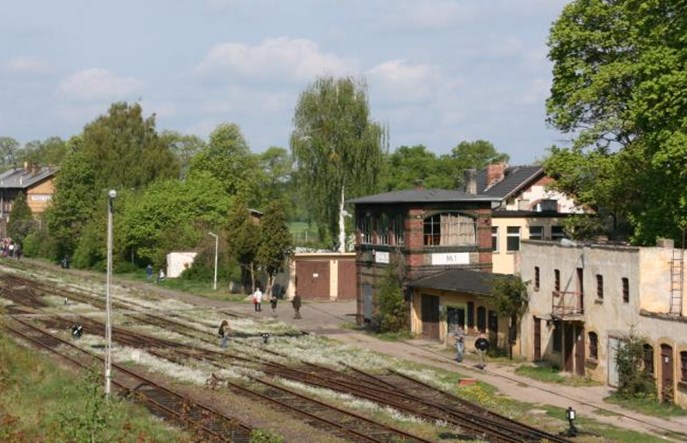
[1,267,572,442]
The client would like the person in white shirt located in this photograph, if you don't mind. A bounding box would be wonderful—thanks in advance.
[253,287,263,312]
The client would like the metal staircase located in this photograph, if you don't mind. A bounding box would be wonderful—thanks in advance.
[669,248,684,315]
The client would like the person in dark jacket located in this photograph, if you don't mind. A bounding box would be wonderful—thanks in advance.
[475,333,490,369]
[218,320,230,349]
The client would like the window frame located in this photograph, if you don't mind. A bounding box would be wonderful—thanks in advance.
[622,277,629,303]
[529,225,544,240]
[551,225,565,241]
[588,331,598,360]
[596,274,604,300]
[534,266,540,291]
[506,226,521,252]
[491,226,499,252]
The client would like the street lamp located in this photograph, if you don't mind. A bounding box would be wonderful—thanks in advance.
[105,189,116,397]
[208,232,218,291]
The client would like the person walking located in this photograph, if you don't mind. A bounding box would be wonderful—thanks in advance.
[270,293,278,313]
[453,326,465,362]
[218,320,230,349]
[291,292,302,319]
[475,332,490,369]
[253,287,263,312]
[146,264,154,282]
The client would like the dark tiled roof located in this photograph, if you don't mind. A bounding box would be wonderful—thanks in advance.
[476,165,542,199]
[348,188,499,204]
[408,269,514,295]
[0,166,58,189]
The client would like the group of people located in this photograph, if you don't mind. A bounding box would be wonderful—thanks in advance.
[0,238,22,260]
[453,327,490,369]
[145,264,165,283]
[252,286,302,319]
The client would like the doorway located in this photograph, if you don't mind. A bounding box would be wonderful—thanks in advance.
[421,294,440,340]
[447,305,466,334]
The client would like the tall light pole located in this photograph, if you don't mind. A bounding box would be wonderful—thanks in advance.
[105,189,116,397]
[208,232,218,291]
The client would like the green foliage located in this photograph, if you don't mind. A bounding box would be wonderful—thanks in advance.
[546,0,687,245]
[54,367,109,442]
[21,228,58,259]
[491,274,529,358]
[15,136,67,166]
[446,140,510,187]
[80,101,180,192]
[561,214,607,241]
[256,201,293,291]
[226,197,259,288]
[250,429,285,443]
[7,191,35,243]
[121,172,230,266]
[374,252,408,333]
[159,130,206,179]
[291,75,386,246]
[615,330,657,400]
[188,122,262,205]
[0,136,19,171]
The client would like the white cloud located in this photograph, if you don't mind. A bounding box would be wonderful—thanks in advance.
[367,60,445,104]
[195,37,355,82]
[58,68,143,101]
[4,56,50,74]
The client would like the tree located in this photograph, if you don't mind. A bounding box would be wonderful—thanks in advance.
[159,130,206,179]
[226,198,260,292]
[491,274,529,359]
[7,191,35,244]
[615,329,656,400]
[0,137,19,171]
[545,0,687,245]
[291,76,387,252]
[256,202,293,297]
[444,140,510,187]
[258,146,293,205]
[80,102,180,191]
[379,145,444,191]
[189,123,262,205]
[16,137,67,166]
[374,250,408,333]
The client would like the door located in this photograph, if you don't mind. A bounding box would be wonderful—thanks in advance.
[575,325,585,376]
[362,284,373,322]
[608,337,620,387]
[660,344,674,402]
[533,318,541,360]
[564,323,574,372]
[421,294,440,340]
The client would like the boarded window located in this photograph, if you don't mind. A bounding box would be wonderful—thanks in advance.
[588,332,598,360]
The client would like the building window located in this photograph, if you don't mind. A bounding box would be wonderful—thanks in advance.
[506,226,520,251]
[596,274,604,299]
[554,269,561,293]
[553,322,562,353]
[644,344,654,376]
[358,213,373,244]
[534,266,540,291]
[423,213,476,247]
[476,306,486,332]
[529,226,544,240]
[622,277,629,303]
[491,227,499,252]
[588,332,598,360]
[681,351,687,382]
[551,225,565,241]
[467,302,475,328]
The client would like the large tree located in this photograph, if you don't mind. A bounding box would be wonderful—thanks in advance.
[188,123,262,205]
[0,137,19,171]
[291,76,387,252]
[545,0,687,244]
[256,201,293,297]
[7,191,35,244]
[226,198,260,292]
[16,137,67,166]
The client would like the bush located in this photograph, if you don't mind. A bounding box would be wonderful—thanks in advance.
[22,230,58,259]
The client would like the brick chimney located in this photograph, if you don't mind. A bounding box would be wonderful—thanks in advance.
[463,169,477,195]
[486,163,507,188]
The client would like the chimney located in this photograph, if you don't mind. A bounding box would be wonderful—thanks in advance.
[486,163,507,188]
[463,169,477,195]
[23,161,29,173]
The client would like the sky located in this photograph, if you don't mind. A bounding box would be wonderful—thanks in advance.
[0,0,572,165]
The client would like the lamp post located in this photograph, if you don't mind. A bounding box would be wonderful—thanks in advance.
[208,232,218,291]
[105,189,116,397]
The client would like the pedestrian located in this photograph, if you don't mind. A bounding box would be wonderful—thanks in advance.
[146,264,153,282]
[217,320,230,349]
[157,268,165,284]
[14,244,22,261]
[291,292,302,319]
[453,326,465,362]
[475,332,490,369]
[253,286,263,312]
[270,293,278,313]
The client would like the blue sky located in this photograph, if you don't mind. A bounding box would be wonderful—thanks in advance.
[0,0,571,164]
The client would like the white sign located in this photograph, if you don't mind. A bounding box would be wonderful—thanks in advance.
[431,252,470,265]
[30,194,52,202]
[375,251,389,264]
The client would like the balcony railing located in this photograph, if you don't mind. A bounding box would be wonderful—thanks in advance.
[552,291,583,317]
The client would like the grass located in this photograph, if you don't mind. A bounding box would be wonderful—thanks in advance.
[515,362,601,386]
[605,393,687,418]
[0,335,190,443]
